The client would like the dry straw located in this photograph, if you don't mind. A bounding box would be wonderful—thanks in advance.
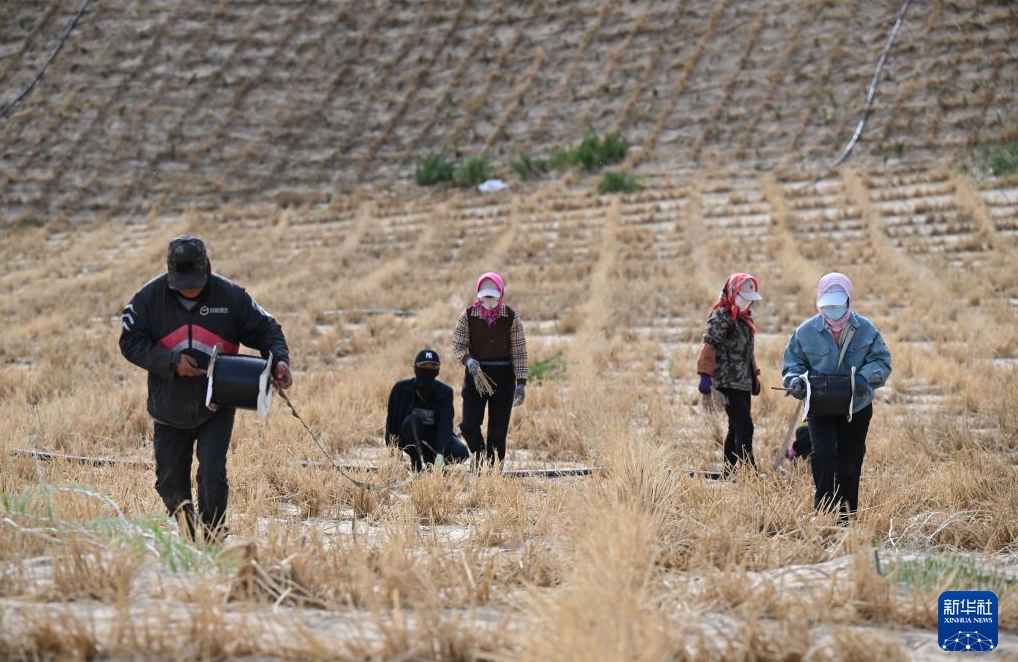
[5,159,1018,659]
[700,386,728,413]
[472,367,497,396]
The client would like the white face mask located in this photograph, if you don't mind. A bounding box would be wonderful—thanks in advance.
[821,304,848,320]
[480,296,499,310]
[735,294,753,310]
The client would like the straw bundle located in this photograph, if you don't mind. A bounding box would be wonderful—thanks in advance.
[701,388,728,414]
[473,368,496,396]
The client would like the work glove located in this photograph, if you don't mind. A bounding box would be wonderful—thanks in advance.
[787,377,806,400]
[697,373,712,395]
[853,374,869,397]
[752,375,761,396]
[465,357,481,376]
[434,453,445,470]
[513,384,526,406]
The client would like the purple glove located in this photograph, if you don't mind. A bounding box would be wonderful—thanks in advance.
[698,373,712,394]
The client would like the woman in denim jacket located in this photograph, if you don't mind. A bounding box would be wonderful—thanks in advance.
[781,273,891,520]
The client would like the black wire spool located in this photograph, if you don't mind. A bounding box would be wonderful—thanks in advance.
[205,348,273,419]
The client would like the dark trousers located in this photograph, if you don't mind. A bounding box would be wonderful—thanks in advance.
[397,412,469,472]
[153,408,235,540]
[460,364,515,463]
[719,387,755,473]
[807,404,872,515]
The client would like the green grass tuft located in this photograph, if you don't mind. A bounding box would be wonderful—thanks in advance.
[549,146,576,170]
[415,153,494,188]
[880,549,1017,593]
[598,170,641,194]
[509,151,548,180]
[453,156,490,188]
[530,350,567,383]
[548,133,628,172]
[984,142,1018,177]
[415,153,456,186]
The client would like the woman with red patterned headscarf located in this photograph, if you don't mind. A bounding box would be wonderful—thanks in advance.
[451,272,528,470]
[696,273,763,476]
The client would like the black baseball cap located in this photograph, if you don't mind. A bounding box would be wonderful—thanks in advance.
[414,349,440,367]
[166,234,209,290]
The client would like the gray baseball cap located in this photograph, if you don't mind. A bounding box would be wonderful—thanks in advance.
[166,234,209,290]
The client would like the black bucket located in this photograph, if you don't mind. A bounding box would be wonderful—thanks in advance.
[205,348,273,419]
[806,372,852,417]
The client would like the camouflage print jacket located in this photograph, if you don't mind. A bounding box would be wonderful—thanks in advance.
[696,307,758,392]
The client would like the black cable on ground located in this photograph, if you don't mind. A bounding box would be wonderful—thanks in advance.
[0,0,96,121]
[805,0,914,187]
[275,387,409,491]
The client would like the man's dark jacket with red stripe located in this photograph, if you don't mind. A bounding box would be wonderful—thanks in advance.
[120,272,290,429]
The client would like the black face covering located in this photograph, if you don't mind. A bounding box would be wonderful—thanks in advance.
[414,367,439,391]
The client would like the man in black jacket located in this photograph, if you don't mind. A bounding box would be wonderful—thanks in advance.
[120,234,292,543]
[385,349,468,472]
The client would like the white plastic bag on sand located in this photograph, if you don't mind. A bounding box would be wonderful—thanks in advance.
[478,179,508,193]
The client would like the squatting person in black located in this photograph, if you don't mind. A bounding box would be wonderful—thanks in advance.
[385,349,469,472]
[120,234,292,543]
[451,272,528,469]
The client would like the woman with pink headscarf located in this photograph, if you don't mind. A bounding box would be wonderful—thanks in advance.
[781,272,892,521]
[451,272,528,469]
[696,273,763,476]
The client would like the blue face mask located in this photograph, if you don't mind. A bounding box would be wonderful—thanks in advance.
[821,305,848,320]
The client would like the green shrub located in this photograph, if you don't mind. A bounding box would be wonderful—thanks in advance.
[574,134,603,170]
[453,156,490,188]
[549,146,576,170]
[984,142,1018,177]
[510,151,548,180]
[598,132,628,165]
[415,153,455,186]
[598,170,641,194]
[549,133,628,172]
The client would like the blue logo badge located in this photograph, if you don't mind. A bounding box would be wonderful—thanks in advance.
[939,591,998,652]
